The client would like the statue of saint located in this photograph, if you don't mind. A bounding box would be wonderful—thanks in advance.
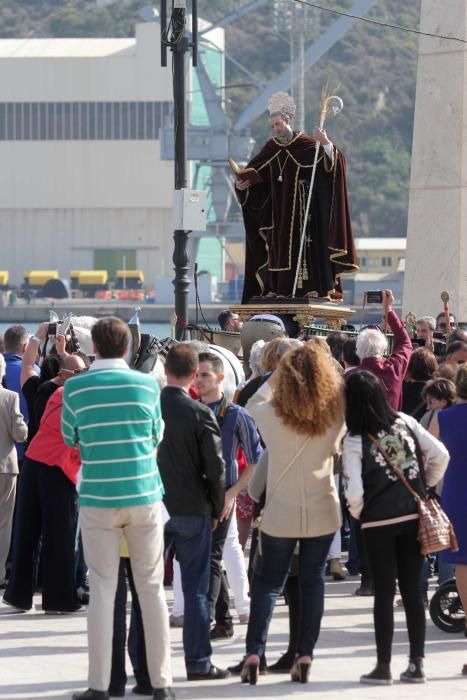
[235,92,358,303]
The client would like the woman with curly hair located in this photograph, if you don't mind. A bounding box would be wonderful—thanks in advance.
[344,371,449,686]
[240,343,345,685]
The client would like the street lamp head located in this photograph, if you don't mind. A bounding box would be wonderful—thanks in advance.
[139,5,159,22]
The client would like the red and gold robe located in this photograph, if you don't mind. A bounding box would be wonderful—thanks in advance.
[236,131,358,303]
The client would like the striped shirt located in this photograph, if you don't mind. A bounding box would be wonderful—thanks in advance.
[61,358,164,508]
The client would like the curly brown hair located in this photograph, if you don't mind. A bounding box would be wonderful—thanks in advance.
[271,343,343,436]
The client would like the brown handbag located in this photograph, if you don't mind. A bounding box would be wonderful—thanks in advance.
[368,434,459,556]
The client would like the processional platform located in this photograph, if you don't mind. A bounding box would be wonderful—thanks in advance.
[229,298,355,330]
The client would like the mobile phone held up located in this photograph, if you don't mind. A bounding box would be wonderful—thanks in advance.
[48,322,57,336]
[365,290,383,304]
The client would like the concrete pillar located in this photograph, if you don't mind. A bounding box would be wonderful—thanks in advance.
[403,1,467,321]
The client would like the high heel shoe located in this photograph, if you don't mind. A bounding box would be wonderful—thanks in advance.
[290,656,312,683]
[240,656,259,685]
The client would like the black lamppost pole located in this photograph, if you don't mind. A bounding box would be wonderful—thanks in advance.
[161,0,198,340]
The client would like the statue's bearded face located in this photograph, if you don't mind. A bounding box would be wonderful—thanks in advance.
[269,116,291,139]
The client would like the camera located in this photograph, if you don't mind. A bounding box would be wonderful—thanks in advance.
[365,290,383,304]
[47,322,57,336]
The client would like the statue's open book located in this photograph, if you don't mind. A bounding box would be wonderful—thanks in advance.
[228,158,262,185]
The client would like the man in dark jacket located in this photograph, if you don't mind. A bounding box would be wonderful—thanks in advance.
[158,344,229,682]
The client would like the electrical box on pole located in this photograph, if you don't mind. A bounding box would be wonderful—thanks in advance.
[172,189,207,231]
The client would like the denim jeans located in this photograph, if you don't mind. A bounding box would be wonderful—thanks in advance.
[246,531,333,658]
[421,554,455,595]
[208,509,233,627]
[165,515,213,673]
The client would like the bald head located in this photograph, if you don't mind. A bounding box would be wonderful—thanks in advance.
[57,353,87,382]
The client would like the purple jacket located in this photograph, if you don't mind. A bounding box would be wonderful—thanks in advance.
[348,310,412,410]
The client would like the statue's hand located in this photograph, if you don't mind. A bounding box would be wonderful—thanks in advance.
[236,177,250,191]
[313,127,331,146]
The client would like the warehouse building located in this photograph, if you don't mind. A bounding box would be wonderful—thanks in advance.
[0,20,223,289]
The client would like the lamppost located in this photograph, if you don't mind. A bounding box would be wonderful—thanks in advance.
[160,0,198,340]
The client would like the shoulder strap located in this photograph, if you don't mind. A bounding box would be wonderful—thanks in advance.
[368,433,421,503]
[410,398,427,418]
[216,395,232,429]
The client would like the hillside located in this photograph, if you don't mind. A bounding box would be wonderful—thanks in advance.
[3,0,422,238]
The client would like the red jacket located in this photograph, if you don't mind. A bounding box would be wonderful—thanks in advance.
[26,387,81,485]
[347,309,412,410]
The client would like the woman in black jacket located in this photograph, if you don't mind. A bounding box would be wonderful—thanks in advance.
[343,371,449,685]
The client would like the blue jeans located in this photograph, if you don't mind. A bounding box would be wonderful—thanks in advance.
[246,531,334,658]
[165,515,213,673]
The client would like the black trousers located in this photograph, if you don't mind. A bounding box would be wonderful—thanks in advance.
[283,575,300,657]
[4,458,79,612]
[110,558,150,694]
[208,509,233,628]
[363,519,425,664]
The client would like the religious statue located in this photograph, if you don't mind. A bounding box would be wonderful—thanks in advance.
[234,90,358,303]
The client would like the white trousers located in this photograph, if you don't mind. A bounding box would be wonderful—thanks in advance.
[171,512,250,617]
[80,502,172,691]
[328,474,341,560]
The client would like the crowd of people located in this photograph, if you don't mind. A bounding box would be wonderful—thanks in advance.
[0,290,466,699]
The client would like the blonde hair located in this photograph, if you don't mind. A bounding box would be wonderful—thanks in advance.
[272,343,343,436]
[261,337,283,372]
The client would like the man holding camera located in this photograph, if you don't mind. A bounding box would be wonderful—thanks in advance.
[349,289,412,410]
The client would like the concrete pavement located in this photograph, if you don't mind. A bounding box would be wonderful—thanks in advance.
[1,577,466,700]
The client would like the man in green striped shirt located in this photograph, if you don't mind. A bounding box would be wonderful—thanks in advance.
[62,317,173,700]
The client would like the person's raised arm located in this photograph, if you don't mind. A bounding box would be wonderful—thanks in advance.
[20,322,48,388]
[383,289,412,377]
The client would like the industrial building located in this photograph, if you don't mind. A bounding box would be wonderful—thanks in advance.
[0,20,224,290]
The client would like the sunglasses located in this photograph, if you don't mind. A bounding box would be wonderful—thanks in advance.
[61,368,88,375]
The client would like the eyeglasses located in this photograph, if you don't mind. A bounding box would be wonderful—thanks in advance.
[61,368,88,375]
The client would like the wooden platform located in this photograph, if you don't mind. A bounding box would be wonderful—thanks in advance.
[229,300,355,330]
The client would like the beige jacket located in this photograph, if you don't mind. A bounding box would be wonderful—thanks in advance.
[246,382,345,538]
[0,388,28,474]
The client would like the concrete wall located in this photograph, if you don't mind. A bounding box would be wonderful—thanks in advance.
[404,0,467,320]
[0,206,174,286]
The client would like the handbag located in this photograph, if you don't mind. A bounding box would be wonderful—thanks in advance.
[253,436,311,555]
[368,433,458,556]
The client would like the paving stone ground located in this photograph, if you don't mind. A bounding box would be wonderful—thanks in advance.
[1,577,466,700]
